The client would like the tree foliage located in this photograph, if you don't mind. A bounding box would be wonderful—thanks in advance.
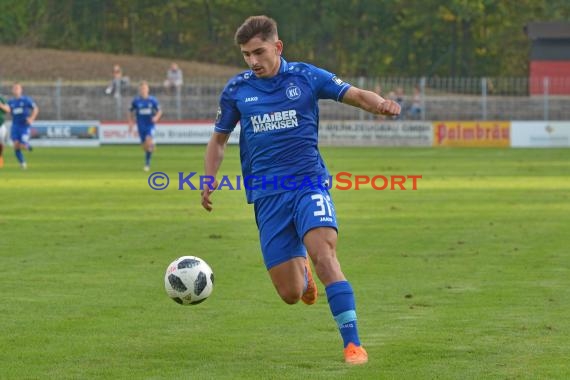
[1,0,569,76]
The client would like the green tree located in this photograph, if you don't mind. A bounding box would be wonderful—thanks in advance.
[1,0,569,77]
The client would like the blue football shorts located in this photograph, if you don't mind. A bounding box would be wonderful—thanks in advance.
[253,185,338,270]
[10,125,30,144]
[138,126,155,143]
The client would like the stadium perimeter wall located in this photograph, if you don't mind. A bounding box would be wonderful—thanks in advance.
[8,121,570,148]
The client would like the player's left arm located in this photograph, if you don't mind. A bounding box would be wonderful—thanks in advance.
[128,101,137,135]
[152,101,163,123]
[127,110,136,135]
[27,102,39,125]
[342,87,401,116]
[152,109,163,124]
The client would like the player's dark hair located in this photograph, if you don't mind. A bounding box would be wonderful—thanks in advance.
[234,15,278,45]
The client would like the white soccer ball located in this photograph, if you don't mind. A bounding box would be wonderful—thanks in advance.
[164,256,214,305]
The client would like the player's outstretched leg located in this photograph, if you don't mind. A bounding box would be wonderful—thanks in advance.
[326,281,368,365]
[144,149,152,170]
[304,227,367,364]
[143,137,154,172]
[267,257,306,305]
[144,152,151,171]
[0,143,4,168]
[14,142,26,169]
[22,133,33,152]
[301,258,318,305]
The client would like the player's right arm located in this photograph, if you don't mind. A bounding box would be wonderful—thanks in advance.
[202,77,242,212]
[202,132,230,212]
[128,101,136,136]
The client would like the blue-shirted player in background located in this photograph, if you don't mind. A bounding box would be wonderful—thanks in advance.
[7,83,39,170]
[202,16,400,365]
[128,81,162,172]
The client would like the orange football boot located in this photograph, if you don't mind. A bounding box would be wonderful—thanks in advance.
[301,259,318,305]
[344,343,368,365]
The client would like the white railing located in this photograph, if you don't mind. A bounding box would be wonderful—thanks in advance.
[1,77,569,121]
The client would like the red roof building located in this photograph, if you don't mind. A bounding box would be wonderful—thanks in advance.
[524,22,570,95]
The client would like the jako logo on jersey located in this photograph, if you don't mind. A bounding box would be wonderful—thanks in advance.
[245,96,259,103]
[251,110,298,133]
[286,85,301,100]
[332,76,344,86]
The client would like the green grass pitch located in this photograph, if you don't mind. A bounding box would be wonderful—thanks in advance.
[1,146,569,379]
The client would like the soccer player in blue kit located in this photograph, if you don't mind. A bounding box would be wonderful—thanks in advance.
[202,15,400,364]
[6,83,39,169]
[128,81,162,172]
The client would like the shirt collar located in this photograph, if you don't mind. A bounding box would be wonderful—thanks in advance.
[278,57,289,74]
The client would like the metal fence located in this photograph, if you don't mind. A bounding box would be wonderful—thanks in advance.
[2,77,570,121]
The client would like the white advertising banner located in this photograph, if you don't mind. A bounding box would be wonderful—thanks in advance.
[319,121,433,146]
[100,122,240,144]
[6,121,100,147]
[511,122,570,147]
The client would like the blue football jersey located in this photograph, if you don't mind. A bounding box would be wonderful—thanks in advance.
[215,57,351,203]
[130,96,160,129]
[8,96,36,127]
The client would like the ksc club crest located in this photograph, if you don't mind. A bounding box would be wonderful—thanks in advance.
[286,85,301,100]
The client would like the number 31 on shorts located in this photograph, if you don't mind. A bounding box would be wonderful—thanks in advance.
[311,194,335,219]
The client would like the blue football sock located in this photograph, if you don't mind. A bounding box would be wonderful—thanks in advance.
[326,281,361,348]
[145,151,152,166]
[15,149,25,164]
